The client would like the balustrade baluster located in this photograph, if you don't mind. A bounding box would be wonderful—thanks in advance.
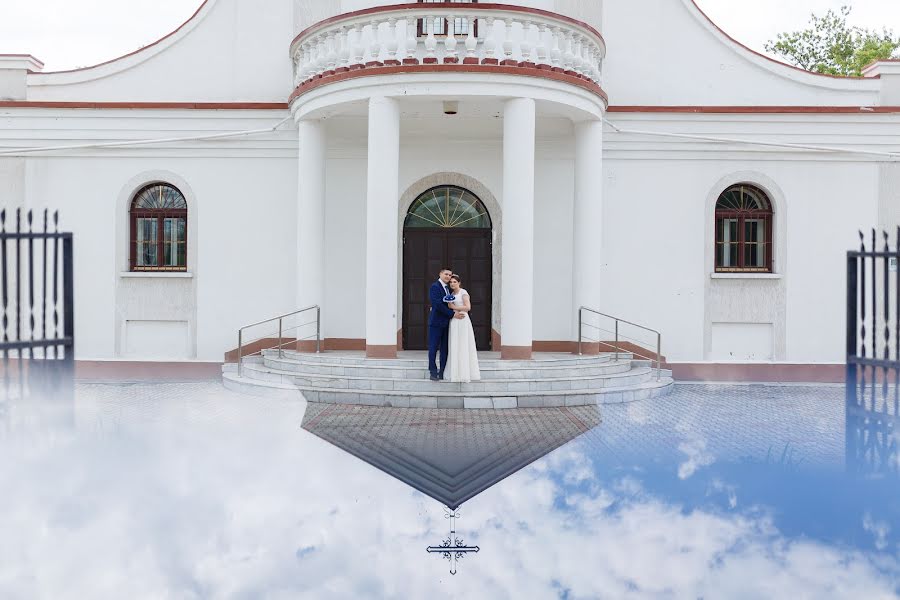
[404,17,418,65]
[315,36,327,76]
[351,24,365,70]
[550,27,562,71]
[535,24,549,70]
[572,34,585,77]
[367,20,384,67]
[325,31,338,75]
[293,53,302,87]
[444,14,459,63]
[520,21,535,67]
[424,15,438,64]
[501,19,516,66]
[297,43,309,82]
[301,42,314,80]
[337,27,351,72]
[482,17,498,65]
[464,15,479,64]
[385,18,400,66]
[562,31,575,74]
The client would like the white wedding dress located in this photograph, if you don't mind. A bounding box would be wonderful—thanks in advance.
[447,289,481,383]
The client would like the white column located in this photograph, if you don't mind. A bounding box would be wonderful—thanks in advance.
[573,119,604,353]
[501,97,536,359]
[365,96,401,358]
[297,119,326,351]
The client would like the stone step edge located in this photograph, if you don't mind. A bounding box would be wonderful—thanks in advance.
[258,357,629,372]
[243,362,642,382]
[269,351,632,365]
[292,377,674,398]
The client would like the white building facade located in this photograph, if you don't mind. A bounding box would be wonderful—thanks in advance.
[1,0,899,380]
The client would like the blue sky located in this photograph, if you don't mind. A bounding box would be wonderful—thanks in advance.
[0,1,898,71]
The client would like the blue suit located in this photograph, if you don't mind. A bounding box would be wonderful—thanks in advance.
[428,281,454,378]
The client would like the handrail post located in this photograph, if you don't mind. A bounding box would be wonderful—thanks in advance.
[316,306,321,353]
[577,308,582,355]
[656,333,661,381]
[237,329,243,378]
[614,320,619,361]
[278,318,283,359]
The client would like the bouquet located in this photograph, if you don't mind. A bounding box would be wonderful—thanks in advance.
[443,294,456,303]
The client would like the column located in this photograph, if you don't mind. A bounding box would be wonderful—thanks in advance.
[573,118,604,354]
[501,97,536,360]
[297,119,326,352]
[365,96,401,358]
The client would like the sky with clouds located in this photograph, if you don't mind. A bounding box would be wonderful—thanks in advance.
[0,1,898,71]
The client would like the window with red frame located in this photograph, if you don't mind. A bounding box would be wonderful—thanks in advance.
[129,183,188,272]
[714,184,774,273]
[417,0,478,37]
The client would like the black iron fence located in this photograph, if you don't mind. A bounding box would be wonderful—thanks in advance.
[846,229,899,477]
[0,208,74,402]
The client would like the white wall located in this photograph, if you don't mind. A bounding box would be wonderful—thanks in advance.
[601,112,890,363]
[2,109,298,361]
[27,0,295,103]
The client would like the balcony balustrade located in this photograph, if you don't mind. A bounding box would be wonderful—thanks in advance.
[290,4,606,94]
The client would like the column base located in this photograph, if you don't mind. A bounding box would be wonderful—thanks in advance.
[366,345,398,359]
[501,345,532,360]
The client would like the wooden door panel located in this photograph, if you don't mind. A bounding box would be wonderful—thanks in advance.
[403,229,492,351]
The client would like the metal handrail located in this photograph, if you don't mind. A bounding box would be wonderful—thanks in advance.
[578,307,663,381]
[237,305,320,377]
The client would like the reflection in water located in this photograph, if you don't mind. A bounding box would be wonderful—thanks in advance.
[846,367,899,478]
[301,403,602,575]
[0,383,898,597]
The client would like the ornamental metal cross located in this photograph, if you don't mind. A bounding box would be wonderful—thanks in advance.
[426,508,479,576]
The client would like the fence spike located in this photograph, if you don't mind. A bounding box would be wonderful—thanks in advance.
[53,210,59,233]
[0,209,5,233]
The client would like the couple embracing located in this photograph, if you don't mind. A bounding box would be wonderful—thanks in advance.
[428,268,482,383]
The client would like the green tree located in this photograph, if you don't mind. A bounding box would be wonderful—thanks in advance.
[765,5,900,77]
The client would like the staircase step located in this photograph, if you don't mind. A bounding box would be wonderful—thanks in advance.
[269,350,630,369]
[261,355,633,380]
[297,377,674,408]
[239,361,653,391]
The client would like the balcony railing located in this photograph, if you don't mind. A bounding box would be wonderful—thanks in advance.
[291,4,606,91]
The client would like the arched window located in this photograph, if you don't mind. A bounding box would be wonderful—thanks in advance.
[405,185,491,229]
[715,184,773,273]
[130,183,188,272]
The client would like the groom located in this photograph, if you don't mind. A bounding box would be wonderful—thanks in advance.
[428,268,456,381]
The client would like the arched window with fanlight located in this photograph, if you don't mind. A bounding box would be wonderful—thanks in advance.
[405,185,491,229]
[715,184,773,273]
[129,183,188,272]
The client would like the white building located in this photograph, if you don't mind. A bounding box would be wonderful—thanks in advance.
[1,0,898,381]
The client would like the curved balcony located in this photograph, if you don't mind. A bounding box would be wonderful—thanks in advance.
[289,3,606,105]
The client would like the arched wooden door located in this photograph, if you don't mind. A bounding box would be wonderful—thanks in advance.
[402,186,493,351]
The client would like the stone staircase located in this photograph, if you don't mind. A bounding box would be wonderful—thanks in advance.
[222,350,674,408]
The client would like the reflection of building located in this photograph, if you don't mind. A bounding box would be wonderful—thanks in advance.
[3,0,900,379]
[302,403,601,509]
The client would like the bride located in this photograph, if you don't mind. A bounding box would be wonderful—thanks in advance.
[445,274,481,383]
